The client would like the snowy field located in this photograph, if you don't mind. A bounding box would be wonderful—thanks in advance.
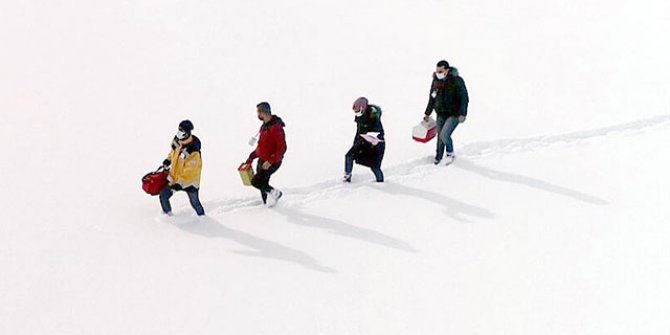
[2,0,670,334]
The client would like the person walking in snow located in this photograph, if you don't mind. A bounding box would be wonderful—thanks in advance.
[343,97,385,183]
[423,60,469,165]
[159,120,205,216]
[244,102,287,207]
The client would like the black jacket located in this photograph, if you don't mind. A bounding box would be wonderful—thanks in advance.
[424,67,469,118]
[348,105,385,167]
[354,105,385,139]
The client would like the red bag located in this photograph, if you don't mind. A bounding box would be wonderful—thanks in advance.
[142,167,169,196]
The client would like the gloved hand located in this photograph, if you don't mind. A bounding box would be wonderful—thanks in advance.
[423,114,430,122]
[162,159,171,169]
[458,115,466,123]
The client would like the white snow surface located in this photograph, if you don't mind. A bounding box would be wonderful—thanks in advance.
[2,0,670,334]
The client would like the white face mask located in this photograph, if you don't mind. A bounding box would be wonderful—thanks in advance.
[176,130,188,140]
[435,72,446,80]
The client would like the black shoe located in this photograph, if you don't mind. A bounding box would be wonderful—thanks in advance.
[433,158,442,165]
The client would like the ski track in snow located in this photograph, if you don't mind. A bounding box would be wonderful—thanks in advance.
[198,114,670,215]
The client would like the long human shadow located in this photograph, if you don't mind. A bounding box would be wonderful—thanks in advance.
[454,158,608,205]
[274,207,419,253]
[367,182,495,223]
[173,216,336,273]
[202,115,669,214]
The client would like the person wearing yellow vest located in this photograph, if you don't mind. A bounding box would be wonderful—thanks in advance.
[159,120,205,216]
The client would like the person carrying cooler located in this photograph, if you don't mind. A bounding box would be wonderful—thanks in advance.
[244,102,287,207]
[423,60,469,165]
[159,120,205,216]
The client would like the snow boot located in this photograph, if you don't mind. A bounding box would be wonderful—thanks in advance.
[268,188,283,208]
[444,154,455,165]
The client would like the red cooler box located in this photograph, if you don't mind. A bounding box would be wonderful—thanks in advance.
[412,118,437,143]
[142,168,168,196]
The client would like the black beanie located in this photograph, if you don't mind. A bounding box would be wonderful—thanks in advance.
[179,120,194,133]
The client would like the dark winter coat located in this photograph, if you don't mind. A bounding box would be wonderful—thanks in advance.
[349,105,385,167]
[355,105,385,139]
[248,115,287,165]
[424,67,469,119]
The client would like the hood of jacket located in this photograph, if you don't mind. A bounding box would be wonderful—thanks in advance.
[433,66,460,80]
[171,135,201,155]
[261,115,286,131]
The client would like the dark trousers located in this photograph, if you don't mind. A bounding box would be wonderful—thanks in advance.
[345,140,385,182]
[159,186,205,216]
[251,160,282,204]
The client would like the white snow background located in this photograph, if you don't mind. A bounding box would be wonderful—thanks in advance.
[2,0,670,334]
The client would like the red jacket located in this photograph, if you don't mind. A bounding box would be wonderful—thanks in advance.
[248,116,287,165]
